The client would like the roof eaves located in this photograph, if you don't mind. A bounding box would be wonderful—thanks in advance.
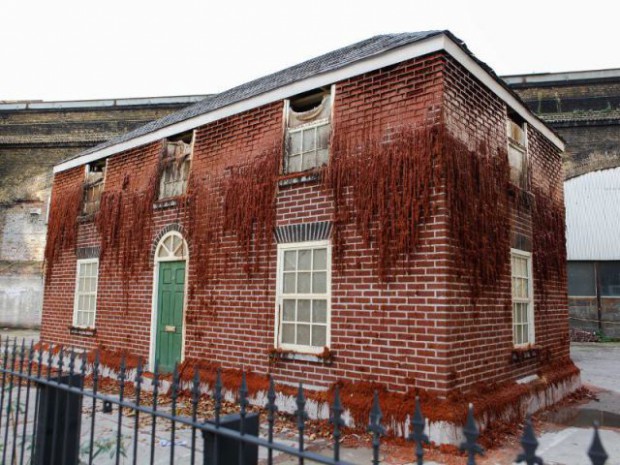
[54,31,563,173]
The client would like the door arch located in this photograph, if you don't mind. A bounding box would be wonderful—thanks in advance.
[150,231,189,372]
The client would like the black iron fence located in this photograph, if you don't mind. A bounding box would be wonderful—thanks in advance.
[0,337,611,464]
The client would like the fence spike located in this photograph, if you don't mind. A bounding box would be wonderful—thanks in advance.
[11,339,27,465]
[330,385,345,462]
[214,368,222,426]
[408,396,429,465]
[191,366,200,406]
[19,337,26,366]
[80,351,87,386]
[152,359,160,392]
[460,404,484,465]
[57,345,64,375]
[295,383,308,463]
[116,353,127,465]
[239,370,249,418]
[170,362,180,465]
[171,362,180,402]
[119,352,127,383]
[516,416,543,465]
[93,349,100,382]
[0,337,9,436]
[132,357,144,465]
[28,339,35,364]
[36,339,43,376]
[135,357,144,394]
[68,346,76,376]
[266,375,278,418]
[368,391,386,465]
[46,343,54,380]
[588,422,608,465]
[190,366,200,465]
[20,340,36,465]
[149,360,160,465]
[266,375,278,464]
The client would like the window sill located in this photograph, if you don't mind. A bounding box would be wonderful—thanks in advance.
[269,347,334,365]
[77,214,96,224]
[511,345,542,363]
[153,199,179,210]
[278,169,322,187]
[69,326,96,337]
[508,184,533,208]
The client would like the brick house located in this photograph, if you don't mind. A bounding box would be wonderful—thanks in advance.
[41,31,576,407]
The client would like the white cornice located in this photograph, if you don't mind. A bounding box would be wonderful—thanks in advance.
[54,33,563,173]
[503,68,620,85]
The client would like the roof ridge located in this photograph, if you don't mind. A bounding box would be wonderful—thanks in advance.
[60,31,444,165]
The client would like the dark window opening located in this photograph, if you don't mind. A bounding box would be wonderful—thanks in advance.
[600,262,620,297]
[506,111,527,188]
[82,160,106,216]
[289,88,330,113]
[567,262,596,297]
[159,131,194,199]
[285,87,332,174]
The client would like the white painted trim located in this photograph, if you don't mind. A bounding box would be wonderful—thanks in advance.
[149,231,189,371]
[275,240,332,355]
[511,248,535,347]
[503,68,620,85]
[72,258,99,329]
[53,33,563,174]
[0,95,207,111]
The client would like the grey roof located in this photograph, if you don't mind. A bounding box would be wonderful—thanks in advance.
[565,167,620,260]
[64,31,445,162]
[64,30,551,164]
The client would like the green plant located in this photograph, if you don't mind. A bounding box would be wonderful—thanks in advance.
[80,435,129,464]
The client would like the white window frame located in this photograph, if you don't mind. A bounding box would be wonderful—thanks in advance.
[274,240,332,354]
[82,160,106,215]
[72,258,99,329]
[158,130,195,200]
[283,85,334,174]
[506,119,528,188]
[511,249,535,347]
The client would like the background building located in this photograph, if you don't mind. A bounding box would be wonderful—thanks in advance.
[0,96,206,327]
[505,69,620,337]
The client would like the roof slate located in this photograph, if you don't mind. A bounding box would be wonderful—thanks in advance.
[64,31,444,162]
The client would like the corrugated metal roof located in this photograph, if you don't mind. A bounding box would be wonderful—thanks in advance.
[565,167,620,260]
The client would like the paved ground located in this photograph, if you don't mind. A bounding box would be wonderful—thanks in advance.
[0,329,618,464]
[0,327,39,346]
[571,342,620,393]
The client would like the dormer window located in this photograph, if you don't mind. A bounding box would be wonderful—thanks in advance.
[284,87,332,174]
[82,160,106,215]
[159,131,194,199]
[507,112,528,188]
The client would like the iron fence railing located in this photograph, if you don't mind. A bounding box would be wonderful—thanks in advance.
[0,337,611,464]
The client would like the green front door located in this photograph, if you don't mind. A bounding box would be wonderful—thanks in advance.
[156,261,185,372]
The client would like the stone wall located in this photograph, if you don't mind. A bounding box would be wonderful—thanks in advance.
[0,96,206,327]
[504,70,620,179]
[505,70,620,337]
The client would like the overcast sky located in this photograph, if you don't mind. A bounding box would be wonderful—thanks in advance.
[1,0,617,102]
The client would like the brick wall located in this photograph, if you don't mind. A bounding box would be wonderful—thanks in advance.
[441,57,567,390]
[41,51,568,396]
